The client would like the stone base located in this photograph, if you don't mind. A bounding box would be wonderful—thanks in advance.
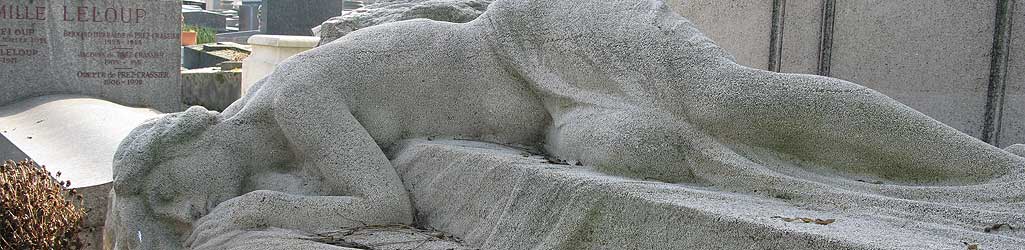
[182,67,243,111]
[391,139,1025,249]
[77,183,112,250]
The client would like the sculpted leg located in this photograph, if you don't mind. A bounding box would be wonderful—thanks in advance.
[546,102,1024,218]
[679,63,1025,185]
[485,0,1023,185]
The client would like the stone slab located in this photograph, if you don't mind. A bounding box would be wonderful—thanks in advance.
[999,0,1025,147]
[248,34,320,47]
[0,0,183,112]
[829,0,996,138]
[260,0,347,36]
[779,0,823,75]
[668,0,773,70]
[391,139,1025,249]
[0,95,160,188]
[0,132,28,160]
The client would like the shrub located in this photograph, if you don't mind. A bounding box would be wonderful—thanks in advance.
[1,159,86,249]
[183,24,218,44]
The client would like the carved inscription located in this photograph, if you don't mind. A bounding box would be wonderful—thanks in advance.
[0,2,177,86]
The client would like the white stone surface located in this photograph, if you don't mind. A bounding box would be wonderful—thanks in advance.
[106,0,1025,249]
[0,95,160,188]
[241,35,321,94]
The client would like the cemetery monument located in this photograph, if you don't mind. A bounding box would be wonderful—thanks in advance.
[0,0,1013,249]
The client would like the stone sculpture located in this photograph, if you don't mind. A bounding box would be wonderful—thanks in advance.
[106,0,1025,249]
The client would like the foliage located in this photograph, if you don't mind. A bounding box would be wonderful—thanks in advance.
[0,159,86,249]
[183,24,218,44]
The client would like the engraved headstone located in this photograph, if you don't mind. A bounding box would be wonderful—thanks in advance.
[183,9,228,32]
[260,0,345,36]
[0,0,183,112]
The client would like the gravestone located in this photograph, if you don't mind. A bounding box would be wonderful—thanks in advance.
[0,0,183,112]
[260,0,346,36]
[183,9,228,32]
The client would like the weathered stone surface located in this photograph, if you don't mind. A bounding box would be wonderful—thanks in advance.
[778,0,824,75]
[106,0,1025,249]
[191,225,472,250]
[395,139,1025,249]
[999,0,1025,147]
[182,67,242,112]
[830,0,998,138]
[0,133,28,160]
[0,0,183,112]
[260,0,347,36]
[666,0,773,69]
[314,0,492,45]
[78,183,113,250]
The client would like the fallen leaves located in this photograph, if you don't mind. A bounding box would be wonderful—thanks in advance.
[856,179,884,185]
[983,223,1014,233]
[309,224,470,249]
[543,156,570,165]
[962,241,979,250]
[771,216,836,225]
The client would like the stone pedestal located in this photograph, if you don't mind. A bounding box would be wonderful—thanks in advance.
[392,140,1025,249]
[241,35,319,94]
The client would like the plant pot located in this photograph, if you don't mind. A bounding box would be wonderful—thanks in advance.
[181,31,197,46]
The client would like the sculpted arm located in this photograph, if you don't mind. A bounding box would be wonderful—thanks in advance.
[187,61,413,247]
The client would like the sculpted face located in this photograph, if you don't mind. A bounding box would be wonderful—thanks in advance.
[106,107,244,246]
[143,141,243,229]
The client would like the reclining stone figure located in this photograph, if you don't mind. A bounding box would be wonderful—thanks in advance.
[105,0,1025,248]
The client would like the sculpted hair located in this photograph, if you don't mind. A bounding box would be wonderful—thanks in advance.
[112,106,219,194]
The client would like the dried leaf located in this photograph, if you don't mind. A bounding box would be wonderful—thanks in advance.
[814,219,836,225]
